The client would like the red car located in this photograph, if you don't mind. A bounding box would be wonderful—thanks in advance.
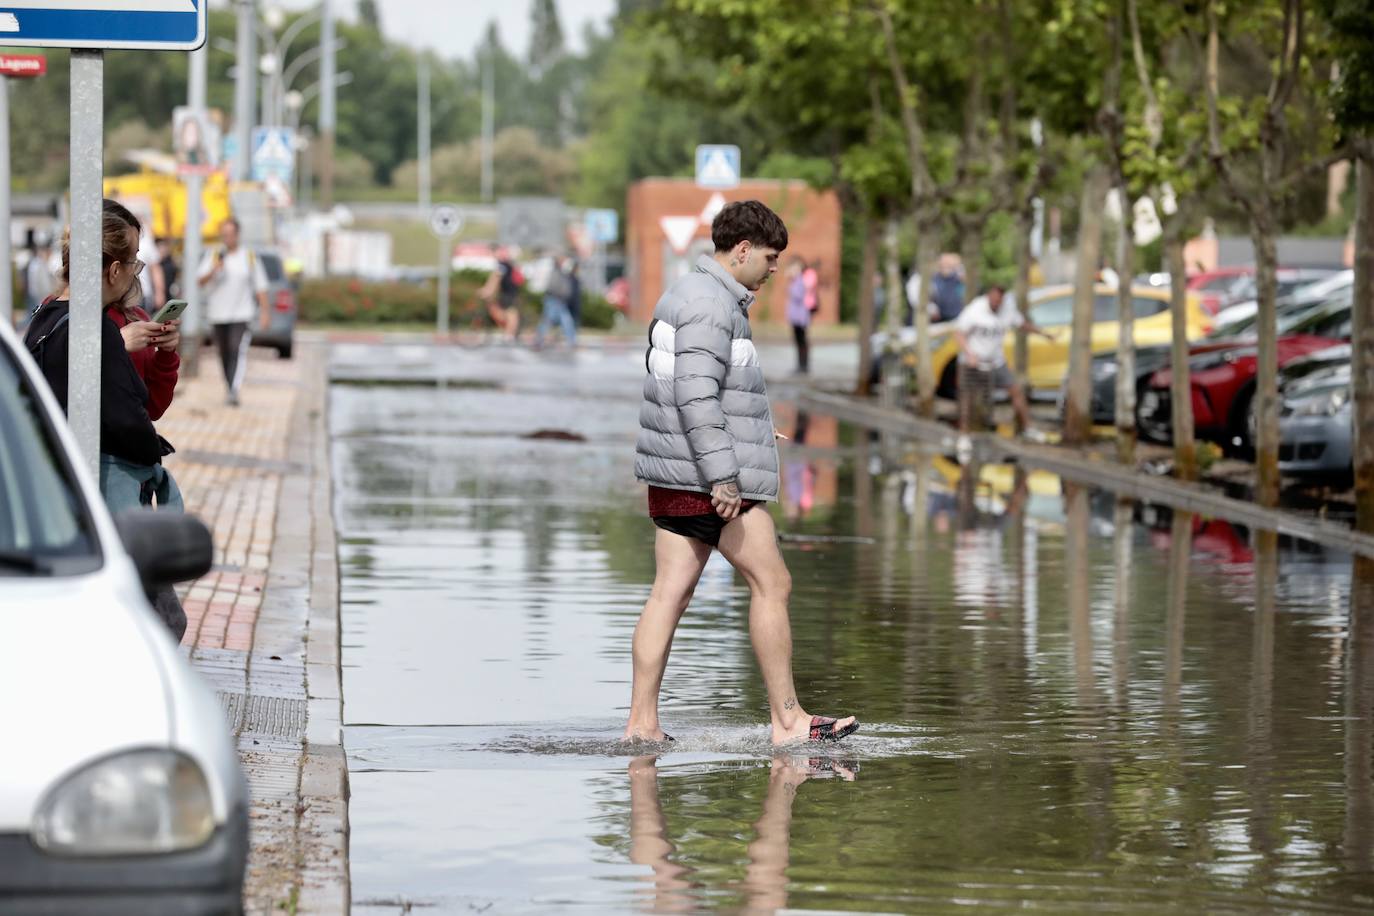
[1187,267,1253,315]
[1137,296,1351,450]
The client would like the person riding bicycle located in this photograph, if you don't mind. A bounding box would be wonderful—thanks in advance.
[478,246,523,341]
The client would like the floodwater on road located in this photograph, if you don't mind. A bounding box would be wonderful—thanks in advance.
[330,342,1374,914]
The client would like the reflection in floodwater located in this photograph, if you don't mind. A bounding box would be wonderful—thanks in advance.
[331,351,1374,913]
[625,754,858,916]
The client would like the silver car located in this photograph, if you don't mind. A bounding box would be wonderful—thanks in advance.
[1279,364,1352,476]
[0,318,247,913]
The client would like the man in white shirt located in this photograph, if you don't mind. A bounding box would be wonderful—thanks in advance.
[136,228,166,312]
[198,218,268,406]
[954,284,1051,436]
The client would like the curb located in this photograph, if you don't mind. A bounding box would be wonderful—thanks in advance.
[801,388,1374,559]
[246,341,348,913]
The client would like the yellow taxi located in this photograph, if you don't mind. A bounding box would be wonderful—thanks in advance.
[930,284,1211,396]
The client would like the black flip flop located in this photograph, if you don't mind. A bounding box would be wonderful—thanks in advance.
[808,716,859,742]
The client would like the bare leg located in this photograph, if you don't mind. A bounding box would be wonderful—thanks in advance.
[623,529,711,741]
[628,756,693,911]
[717,509,856,743]
[1010,381,1032,431]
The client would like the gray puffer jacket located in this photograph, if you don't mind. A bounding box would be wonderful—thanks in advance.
[635,255,779,501]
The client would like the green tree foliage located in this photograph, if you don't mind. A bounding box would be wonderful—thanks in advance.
[393,127,576,198]
[358,0,382,31]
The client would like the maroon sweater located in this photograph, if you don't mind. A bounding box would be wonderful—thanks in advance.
[105,304,180,421]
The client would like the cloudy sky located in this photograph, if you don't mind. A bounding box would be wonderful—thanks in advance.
[230,0,618,61]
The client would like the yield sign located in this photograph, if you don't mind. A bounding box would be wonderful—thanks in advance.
[660,216,699,254]
[699,192,726,225]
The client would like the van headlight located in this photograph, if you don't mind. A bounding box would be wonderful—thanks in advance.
[32,750,214,855]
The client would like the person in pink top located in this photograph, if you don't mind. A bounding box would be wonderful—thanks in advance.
[784,258,819,374]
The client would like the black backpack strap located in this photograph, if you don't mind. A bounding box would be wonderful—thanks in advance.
[27,311,70,357]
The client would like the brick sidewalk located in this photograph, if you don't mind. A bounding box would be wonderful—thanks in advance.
[158,341,348,914]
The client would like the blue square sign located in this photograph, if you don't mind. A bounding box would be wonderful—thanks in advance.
[695,144,741,190]
[0,1,207,51]
[584,208,618,245]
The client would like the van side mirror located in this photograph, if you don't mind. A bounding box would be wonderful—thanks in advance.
[114,511,214,593]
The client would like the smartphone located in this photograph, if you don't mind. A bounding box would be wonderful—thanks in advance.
[152,299,188,323]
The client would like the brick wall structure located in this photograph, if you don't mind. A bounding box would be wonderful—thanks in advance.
[625,178,843,326]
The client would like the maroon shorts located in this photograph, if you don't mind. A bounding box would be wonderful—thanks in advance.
[647,486,758,547]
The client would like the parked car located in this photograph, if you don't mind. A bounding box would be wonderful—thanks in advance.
[1211,268,1348,329]
[1279,362,1352,477]
[251,248,297,359]
[1138,292,1353,450]
[1186,266,1255,315]
[925,283,1210,399]
[0,319,247,913]
[1085,323,1352,427]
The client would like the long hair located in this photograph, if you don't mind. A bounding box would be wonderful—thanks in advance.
[54,198,142,288]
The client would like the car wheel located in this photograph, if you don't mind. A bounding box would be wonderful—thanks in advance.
[1228,385,1256,456]
[1135,389,1170,444]
[937,359,959,399]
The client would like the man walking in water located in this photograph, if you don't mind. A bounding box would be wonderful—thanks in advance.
[626,200,858,745]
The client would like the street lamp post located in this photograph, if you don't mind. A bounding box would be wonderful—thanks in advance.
[418,53,430,217]
[232,0,256,181]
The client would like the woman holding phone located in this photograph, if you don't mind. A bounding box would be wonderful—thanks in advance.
[23,199,188,639]
[107,272,182,421]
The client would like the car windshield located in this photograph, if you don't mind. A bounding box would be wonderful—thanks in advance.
[0,343,100,576]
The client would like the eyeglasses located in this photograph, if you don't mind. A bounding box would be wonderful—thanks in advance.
[124,258,145,276]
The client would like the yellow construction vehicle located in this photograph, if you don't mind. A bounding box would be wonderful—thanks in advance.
[102,150,236,242]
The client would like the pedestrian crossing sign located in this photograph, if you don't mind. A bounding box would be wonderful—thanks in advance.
[695,144,741,190]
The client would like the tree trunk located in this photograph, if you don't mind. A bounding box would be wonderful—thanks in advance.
[883,218,907,409]
[1064,166,1110,445]
[913,221,939,418]
[1354,150,1374,530]
[1251,214,1281,507]
[856,214,880,397]
[1013,209,1033,433]
[1115,192,1136,465]
[1165,222,1198,480]
[959,223,983,300]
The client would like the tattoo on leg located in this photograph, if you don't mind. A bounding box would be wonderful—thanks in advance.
[784,696,796,711]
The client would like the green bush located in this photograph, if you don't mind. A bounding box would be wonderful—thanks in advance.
[297,274,618,330]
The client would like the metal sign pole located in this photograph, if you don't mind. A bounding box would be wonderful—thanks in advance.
[182,40,207,377]
[68,49,104,479]
[0,77,10,326]
[436,234,449,338]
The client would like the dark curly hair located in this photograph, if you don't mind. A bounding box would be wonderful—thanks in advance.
[711,200,788,253]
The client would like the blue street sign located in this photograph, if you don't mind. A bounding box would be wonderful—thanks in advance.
[251,126,295,183]
[584,208,618,245]
[695,144,741,190]
[0,1,207,51]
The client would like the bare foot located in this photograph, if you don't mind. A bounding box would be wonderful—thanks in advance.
[622,723,673,743]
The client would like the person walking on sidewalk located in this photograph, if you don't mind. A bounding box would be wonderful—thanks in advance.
[784,257,815,374]
[198,217,268,406]
[627,200,859,745]
[954,284,1052,441]
[535,254,578,348]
